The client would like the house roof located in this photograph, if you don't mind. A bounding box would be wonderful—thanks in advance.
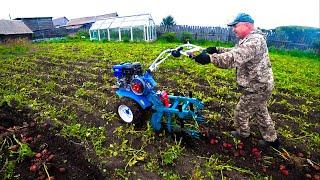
[14,17,52,20]
[66,12,118,26]
[53,17,69,27]
[0,20,33,35]
[65,24,83,29]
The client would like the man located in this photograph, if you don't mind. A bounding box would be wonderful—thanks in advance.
[192,13,279,148]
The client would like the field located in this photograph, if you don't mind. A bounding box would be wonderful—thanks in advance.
[0,40,319,179]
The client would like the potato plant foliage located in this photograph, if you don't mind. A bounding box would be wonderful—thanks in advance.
[0,41,319,179]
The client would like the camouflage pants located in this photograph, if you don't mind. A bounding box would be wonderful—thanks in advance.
[234,90,277,142]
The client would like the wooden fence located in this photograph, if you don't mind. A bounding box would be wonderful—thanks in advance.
[157,25,237,43]
[266,31,315,50]
[157,25,318,50]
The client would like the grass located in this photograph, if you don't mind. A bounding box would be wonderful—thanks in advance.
[0,40,319,179]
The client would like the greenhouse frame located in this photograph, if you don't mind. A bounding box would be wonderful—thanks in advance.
[89,14,156,42]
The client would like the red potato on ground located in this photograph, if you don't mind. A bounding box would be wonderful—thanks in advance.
[279,165,289,176]
[8,145,18,151]
[29,164,38,172]
[39,175,46,180]
[262,166,267,173]
[47,154,55,162]
[210,138,218,145]
[281,169,289,176]
[26,137,33,143]
[237,142,244,149]
[279,164,286,171]
[59,167,66,173]
[35,153,42,158]
[234,151,240,157]
[222,142,232,149]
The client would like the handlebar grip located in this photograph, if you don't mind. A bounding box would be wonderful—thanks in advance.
[177,47,183,51]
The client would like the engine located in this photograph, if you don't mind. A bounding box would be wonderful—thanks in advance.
[113,62,144,94]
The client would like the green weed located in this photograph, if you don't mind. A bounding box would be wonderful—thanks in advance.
[161,139,184,165]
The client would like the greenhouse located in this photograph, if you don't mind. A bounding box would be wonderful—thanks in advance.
[89,14,156,42]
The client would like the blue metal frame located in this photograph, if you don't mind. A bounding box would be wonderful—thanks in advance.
[147,94,205,135]
[114,56,207,138]
[116,89,152,109]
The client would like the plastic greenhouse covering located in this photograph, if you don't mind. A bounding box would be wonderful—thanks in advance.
[89,14,156,42]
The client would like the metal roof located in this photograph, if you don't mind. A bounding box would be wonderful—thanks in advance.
[65,24,83,29]
[66,12,118,26]
[14,17,52,20]
[90,14,155,30]
[0,20,33,35]
[53,17,69,27]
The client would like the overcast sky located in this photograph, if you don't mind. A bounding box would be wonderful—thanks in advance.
[1,0,319,29]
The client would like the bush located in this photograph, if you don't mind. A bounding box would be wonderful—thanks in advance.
[158,32,177,43]
[312,40,320,55]
[269,46,319,60]
[180,31,193,43]
[0,38,30,56]
[123,38,130,42]
[75,29,89,39]
[3,38,30,45]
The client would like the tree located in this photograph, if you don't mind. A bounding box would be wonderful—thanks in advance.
[313,40,320,55]
[160,15,176,26]
[275,26,319,43]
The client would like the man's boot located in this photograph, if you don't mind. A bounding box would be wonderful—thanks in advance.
[231,130,250,139]
[258,138,280,149]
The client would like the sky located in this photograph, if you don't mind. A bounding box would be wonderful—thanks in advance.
[1,0,319,29]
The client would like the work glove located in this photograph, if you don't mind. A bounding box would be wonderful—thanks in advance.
[171,50,181,57]
[194,52,211,65]
[171,47,183,57]
[205,46,218,54]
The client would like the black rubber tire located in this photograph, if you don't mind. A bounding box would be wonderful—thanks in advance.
[115,97,148,126]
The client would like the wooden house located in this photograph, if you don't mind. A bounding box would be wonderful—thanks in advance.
[0,20,33,43]
[14,17,54,31]
[53,17,69,28]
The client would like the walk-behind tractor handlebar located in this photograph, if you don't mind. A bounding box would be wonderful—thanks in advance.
[148,43,204,72]
[112,43,211,139]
